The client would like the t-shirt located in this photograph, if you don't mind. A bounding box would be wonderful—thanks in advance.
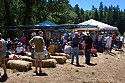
[29,36,45,52]
[20,36,26,44]
[72,37,80,48]
[0,39,6,56]
[85,37,93,49]
[112,34,116,40]
[98,35,103,41]
[64,45,72,54]
[106,36,112,45]
[16,46,24,53]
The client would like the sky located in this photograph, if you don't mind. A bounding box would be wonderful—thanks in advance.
[69,0,125,10]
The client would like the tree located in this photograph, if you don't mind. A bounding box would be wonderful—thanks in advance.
[117,10,125,35]
[22,0,34,25]
[99,2,103,22]
[84,10,89,21]
[0,0,5,26]
[73,4,80,23]
[107,5,113,25]
[91,6,99,21]
[3,0,13,26]
[80,8,84,22]
[103,6,108,23]
[112,5,120,26]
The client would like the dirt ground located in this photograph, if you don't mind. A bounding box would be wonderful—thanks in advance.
[0,48,125,83]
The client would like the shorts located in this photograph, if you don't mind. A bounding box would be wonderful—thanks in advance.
[34,52,45,60]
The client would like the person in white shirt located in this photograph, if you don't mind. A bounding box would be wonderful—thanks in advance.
[64,42,72,57]
[16,42,26,56]
[105,34,112,52]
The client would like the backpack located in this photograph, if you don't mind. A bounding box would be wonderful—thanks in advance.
[0,40,3,50]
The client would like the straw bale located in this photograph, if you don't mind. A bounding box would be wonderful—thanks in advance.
[79,50,84,55]
[50,53,70,59]
[59,53,70,59]
[26,52,32,57]
[50,56,66,64]
[9,54,21,60]
[20,56,32,62]
[50,53,60,56]
[7,60,32,72]
[45,54,51,59]
[42,59,57,68]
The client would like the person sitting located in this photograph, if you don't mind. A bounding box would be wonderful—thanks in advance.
[16,42,26,56]
[48,42,55,53]
[64,42,72,56]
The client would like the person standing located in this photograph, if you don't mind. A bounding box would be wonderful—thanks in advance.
[71,32,80,65]
[20,33,26,45]
[105,34,112,53]
[85,35,93,65]
[30,32,36,59]
[29,31,45,74]
[0,33,7,77]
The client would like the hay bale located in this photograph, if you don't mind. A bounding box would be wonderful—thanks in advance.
[7,60,32,72]
[79,50,84,55]
[42,59,57,68]
[29,59,35,66]
[20,56,32,62]
[59,53,70,59]
[51,53,70,59]
[9,54,21,60]
[9,55,32,61]
[45,54,51,59]
[26,52,32,57]
[50,53,60,56]
[50,56,66,64]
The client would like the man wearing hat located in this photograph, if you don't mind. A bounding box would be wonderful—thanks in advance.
[0,33,7,77]
[29,31,45,75]
[71,32,81,66]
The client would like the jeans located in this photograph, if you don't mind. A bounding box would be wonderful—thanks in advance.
[71,47,79,64]
[85,49,91,64]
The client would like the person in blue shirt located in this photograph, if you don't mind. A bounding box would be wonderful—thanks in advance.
[0,33,7,78]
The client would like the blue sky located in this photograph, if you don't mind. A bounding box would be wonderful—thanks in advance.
[69,0,125,10]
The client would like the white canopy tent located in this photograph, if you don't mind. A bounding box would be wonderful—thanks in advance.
[78,19,118,30]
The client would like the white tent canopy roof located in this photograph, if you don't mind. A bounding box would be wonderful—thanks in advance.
[79,19,118,30]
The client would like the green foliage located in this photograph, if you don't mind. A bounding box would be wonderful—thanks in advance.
[0,0,125,37]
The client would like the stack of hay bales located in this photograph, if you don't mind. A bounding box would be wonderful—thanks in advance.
[42,59,57,68]
[20,56,32,62]
[59,53,71,59]
[51,53,70,59]
[7,60,32,72]
[7,54,58,68]
[8,54,35,65]
[50,56,66,64]
[9,54,21,60]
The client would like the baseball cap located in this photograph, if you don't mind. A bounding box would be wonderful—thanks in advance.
[38,31,43,34]
[74,32,78,36]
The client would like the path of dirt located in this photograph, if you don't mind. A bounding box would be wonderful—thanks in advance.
[0,48,125,83]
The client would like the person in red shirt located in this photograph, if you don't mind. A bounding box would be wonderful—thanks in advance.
[20,33,26,45]
[112,33,116,47]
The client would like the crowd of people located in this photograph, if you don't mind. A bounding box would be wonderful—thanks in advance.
[0,30,124,76]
